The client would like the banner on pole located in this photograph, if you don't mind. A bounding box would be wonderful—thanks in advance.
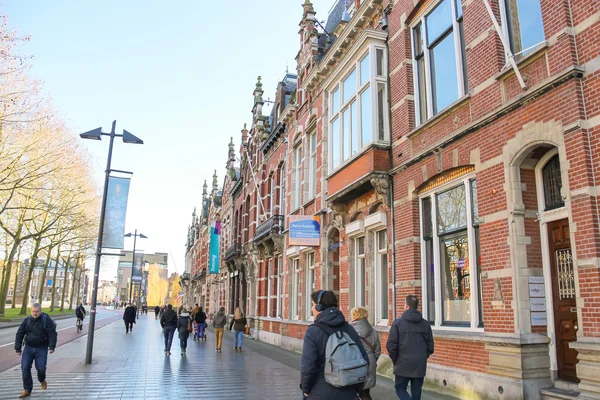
[209,221,221,274]
[102,177,131,249]
[131,252,144,282]
[289,215,321,246]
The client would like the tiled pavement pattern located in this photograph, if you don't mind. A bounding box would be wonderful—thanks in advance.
[0,315,457,399]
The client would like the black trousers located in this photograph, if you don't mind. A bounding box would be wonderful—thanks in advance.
[125,321,134,332]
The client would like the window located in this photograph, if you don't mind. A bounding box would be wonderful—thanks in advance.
[267,259,272,317]
[306,252,316,319]
[412,0,467,124]
[542,155,564,210]
[279,164,285,215]
[269,174,275,217]
[329,47,389,172]
[277,256,283,318]
[291,258,300,319]
[501,0,545,57]
[353,237,366,306]
[292,146,302,210]
[374,229,389,324]
[420,178,483,328]
[308,132,317,200]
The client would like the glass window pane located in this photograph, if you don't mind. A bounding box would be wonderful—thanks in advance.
[474,227,483,327]
[414,23,424,55]
[425,239,435,322]
[358,237,365,255]
[360,87,372,146]
[331,118,340,169]
[351,101,358,155]
[436,184,467,234]
[376,49,384,76]
[506,0,545,55]
[441,234,471,324]
[377,82,385,141]
[377,230,387,251]
[343,108,351,161]
[359,258,366,306]
[542,155,564,210]
[310,132,316,153]
[343,69,357,104]
[426,0,453,45]
[422,197,433,238]
[471,180,479,225]
[360,54,370,86]
[380,252,389,320]
[455,0,462,19]
[417,56,427,122]
[332,88,340,114]
[430,31,459,114]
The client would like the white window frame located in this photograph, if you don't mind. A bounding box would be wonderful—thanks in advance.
[308,132,317,200]
[353,236,366,307]
[328,44,390,174]
[419,176,483,331]
[374,229,389,326]
[291,257,300,320]
[279,164,285,215]
[306,252,316,321]
[277,256,283,318]
[498,0,546,58]
[292,146,302,210]
[269,174,275,217]
[411,0,467,125]
[267,258,272,317]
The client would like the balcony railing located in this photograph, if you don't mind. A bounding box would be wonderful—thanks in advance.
[254,215,284,242]
[224,242,242,262]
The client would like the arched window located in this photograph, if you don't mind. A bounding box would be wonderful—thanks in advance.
[542,155,564,210]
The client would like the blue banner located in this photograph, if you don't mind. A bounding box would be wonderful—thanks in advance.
[209,221,221,274]
[102,177,131,249]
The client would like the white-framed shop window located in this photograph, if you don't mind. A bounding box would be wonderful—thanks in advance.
[420,177,483,329]
[291,257,300,320]
[305,252,316,320]
[328,44,389,173]
[499,0,545,58]
[353,236,366,307]
[412,0,467,125]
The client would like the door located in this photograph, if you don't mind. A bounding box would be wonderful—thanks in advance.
[548,219,579,382]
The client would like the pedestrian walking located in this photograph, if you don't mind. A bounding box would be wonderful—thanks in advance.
[212,306,227,353]
[194,306,207,341]
[300,290,369,399]
[229,307,247,352]
[191,303,200,318]
[176,307,192,355]
[123,303,136,334]
[350,306,381,400]
[14,303,57,398]
[160,304,178,355]
[386,295,434,400]
[154,305,160,320]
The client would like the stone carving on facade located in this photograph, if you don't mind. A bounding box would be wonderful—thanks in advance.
[246,243,259,282]
[492,278,505,309]
[326,202,347,231]
[370,174,391,207]
[273,235,284,254]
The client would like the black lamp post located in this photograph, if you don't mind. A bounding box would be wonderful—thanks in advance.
[124,230,147,315]
[80,120,143,365]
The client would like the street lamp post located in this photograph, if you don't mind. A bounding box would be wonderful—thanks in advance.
[124,230,147,316]
[81,120,143,365]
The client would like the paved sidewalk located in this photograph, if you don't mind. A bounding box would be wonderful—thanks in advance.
[0,314,456,399]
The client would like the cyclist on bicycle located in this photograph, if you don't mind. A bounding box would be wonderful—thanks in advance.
[75,303,86,332]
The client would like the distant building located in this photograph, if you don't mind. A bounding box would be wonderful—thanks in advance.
[117,251,168,304]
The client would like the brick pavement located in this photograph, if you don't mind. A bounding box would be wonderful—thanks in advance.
[0,314,457,399]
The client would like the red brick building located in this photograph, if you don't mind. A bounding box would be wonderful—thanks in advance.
[185,0,600,398]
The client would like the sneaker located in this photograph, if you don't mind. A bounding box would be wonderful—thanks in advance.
[19,390,30,398]
[41,381,47,390]
[219,349,222,353]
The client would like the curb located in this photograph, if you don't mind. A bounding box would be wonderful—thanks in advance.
[0,313,75,330]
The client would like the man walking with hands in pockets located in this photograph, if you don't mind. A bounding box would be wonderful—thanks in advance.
[14,303,57,398]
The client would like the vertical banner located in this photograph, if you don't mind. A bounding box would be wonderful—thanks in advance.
[131,252,144,282]
[289,215,321,246]
[209,221,221,274]
[102,177,131,249]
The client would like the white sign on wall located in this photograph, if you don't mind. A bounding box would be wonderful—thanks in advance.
[531,312,548,326]
[530,297,547,312]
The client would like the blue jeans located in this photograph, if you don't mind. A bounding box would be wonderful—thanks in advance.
[163,326,176,352]
[395,376,424,400]
[21,346,48,392]
[198,322,205,338]
[234,329,243,348]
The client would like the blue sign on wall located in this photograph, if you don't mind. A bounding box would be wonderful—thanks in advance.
[289,216,321,246]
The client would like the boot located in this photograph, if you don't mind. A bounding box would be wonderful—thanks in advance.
[41,381,47,390]
[19,390,31,398]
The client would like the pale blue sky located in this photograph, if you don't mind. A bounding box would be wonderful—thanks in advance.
[4,0,334,279]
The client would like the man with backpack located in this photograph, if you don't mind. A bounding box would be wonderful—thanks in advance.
[386,295,434,400]
[14,303,57,398]
[300,290,369,399]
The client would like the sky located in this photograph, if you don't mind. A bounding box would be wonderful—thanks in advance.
[4,0,335,280]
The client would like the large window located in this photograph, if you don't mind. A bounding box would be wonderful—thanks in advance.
[292,146,302,210]
[308,132,317,200]
[329,45,389,172]
[420,178,483,328]
[353,236,366,307]
[412,0,467,124]
[373,229,389,324]
[306,252,316,320]
[501,0,545,57]
[291,258,300,319]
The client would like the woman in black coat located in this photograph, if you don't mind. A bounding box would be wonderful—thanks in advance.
[300,290,369,399]
[176,308,192,355]
[123,303,136,334]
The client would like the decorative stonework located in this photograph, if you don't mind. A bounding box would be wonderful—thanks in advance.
[492,278,505,309]
[370,174,391,207]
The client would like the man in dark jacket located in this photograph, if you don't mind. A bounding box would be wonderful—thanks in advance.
[386,295,434,400]
[154,305,160,320]
[14,303,57,398]
[123,303,136,334]
[160,304,178,355]
[300,290,369,399]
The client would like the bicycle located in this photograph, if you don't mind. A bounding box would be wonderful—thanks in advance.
[76,318,83,333]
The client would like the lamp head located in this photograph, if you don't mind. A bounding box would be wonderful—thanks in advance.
[139,233,148,239]
[122,129,144,145]
[80,127,102,140]
[124,233,132,238]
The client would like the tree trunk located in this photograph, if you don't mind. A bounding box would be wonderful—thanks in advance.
[49,245,61,312]
[38,246,54,303]
[0,232,22,317]
[59,251,72,312]
[11,244,23,308]
[76,269,83,307]
[19,236,42,315]
[0,236,11,298]
[68,255,79,310]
